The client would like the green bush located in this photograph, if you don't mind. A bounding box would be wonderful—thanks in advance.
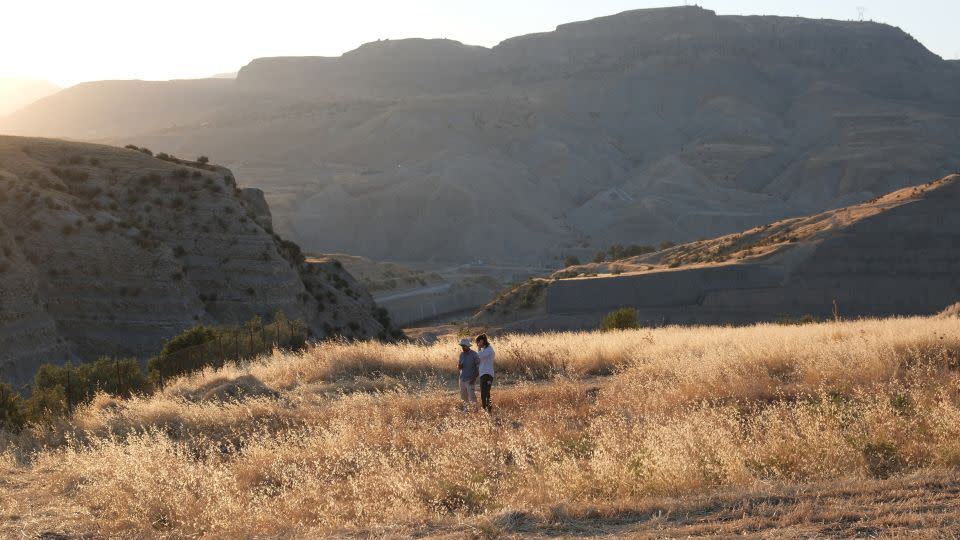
[147,326,219,382]
[601,308,640,331]
[24,358,148,421]
[24,383,68,423]
[563,255,581,268]
[0,383,25,432]
[161,326,217,356]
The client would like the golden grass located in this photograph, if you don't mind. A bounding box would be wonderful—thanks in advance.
[3,317,960,537]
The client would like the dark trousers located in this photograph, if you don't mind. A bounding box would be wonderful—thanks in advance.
[480,375,494,412]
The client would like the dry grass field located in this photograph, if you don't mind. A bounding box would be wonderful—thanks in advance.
[4,317,960,538]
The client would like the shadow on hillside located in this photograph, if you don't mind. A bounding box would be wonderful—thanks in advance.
[173,374,279,403]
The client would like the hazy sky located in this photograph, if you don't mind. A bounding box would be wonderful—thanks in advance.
[3,0,958,87]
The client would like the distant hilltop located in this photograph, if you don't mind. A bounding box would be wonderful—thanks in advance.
[0,78,60,116]
[237,6,947,101]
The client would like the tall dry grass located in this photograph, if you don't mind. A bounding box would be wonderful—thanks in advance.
[3,317,960,537]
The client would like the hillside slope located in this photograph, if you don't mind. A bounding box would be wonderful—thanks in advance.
[0,137,386,385]
[3,7,960,264]
[479,174,960,329]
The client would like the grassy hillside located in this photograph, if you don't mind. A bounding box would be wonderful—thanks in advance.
[3,316,960,537]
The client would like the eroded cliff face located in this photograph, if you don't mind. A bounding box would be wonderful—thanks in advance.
[0,136,385,384]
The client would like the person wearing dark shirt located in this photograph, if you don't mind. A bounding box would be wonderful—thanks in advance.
[457,338,480,412]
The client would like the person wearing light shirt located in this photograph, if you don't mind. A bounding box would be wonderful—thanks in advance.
[475,333,495,413]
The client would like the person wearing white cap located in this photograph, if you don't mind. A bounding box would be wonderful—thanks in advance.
[457,338,480,411]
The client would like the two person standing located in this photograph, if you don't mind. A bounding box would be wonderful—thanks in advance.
[457,333,495,412]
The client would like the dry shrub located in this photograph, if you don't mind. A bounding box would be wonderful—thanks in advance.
[2,317,960,537]
[939,302,960,318]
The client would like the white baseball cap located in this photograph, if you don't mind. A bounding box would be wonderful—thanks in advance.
[459,338,472,347]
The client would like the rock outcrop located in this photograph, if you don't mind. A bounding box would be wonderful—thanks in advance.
[479,175,960,330]
[0,137,387,385]
[2,7,960,264]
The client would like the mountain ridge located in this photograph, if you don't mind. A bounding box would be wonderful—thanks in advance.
[2,6,959,264]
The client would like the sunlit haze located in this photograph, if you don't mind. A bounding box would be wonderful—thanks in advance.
[2,0,958,87]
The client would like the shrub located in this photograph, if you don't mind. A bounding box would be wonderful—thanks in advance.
[0,383,25,433]
[601,308,640,331]
[591,251,606,263]
[776,314,818,325]
[197,156,210,164]
[563,255,581,268]
[659,240,676,250]
[162,326,217,357]
[50,167,90,183]
[25,358,148,420]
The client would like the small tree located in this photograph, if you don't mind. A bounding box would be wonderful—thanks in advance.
[161,326,217,356]
[196,156,210,164]
[591,251,607,264]
[601,308,640,331]
[563,255,581,268]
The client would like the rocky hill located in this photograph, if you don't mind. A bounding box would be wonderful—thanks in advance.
[2,7,959,264]
[478,174,960,330]
[0,137,388,385]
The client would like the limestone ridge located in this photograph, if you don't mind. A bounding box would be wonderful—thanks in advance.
[237,7,954,102]
[480,174,960,329]
[3,7,960,264]
[0,136,386,385]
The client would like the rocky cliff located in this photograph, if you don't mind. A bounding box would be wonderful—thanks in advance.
[0,137,387,385]
[3,7,959,264]
[479,174,960,330]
